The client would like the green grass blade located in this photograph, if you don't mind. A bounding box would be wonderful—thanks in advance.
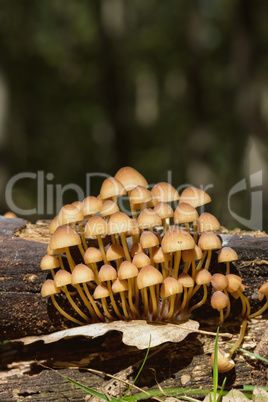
[237,347,268,364]
[241,385,268,392]
[213,327,219,402]
[217,377,227,402]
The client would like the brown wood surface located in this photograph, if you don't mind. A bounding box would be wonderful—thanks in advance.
[0,217,267,401]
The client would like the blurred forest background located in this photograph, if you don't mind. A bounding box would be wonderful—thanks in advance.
[0,0,267,230]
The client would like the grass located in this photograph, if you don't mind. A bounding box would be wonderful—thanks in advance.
[39,330,268,401]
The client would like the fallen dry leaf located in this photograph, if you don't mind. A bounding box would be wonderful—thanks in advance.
[14,319,199,349]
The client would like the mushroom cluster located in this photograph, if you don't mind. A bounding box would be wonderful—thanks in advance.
[40,166,268,372]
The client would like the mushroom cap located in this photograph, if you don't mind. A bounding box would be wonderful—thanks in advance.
[259,282,268,295]
[114,166,148,192]
[72,201,82,209]
[218,247,238,263]
[137,265,163,289]
[118,261,139,280]
[140,230,159,249]
[58,204,84,225]
[106,244,125,261]
[40,255,60,270]
[125,219,140,237]
[210,348,235,373]
[85,216,108,237]
[137,208,162,230]
[131,242,143,257]
[178,272,194,288]
[93,284,110,299]
[100,200,119,218]
[50,225,81,252]
[153,247,171,264]
[129,186,152,206]
[226,274,242,293]
[82,196,103,218]
[182,245,203,262]
[100,177,126,200]
[160,277,183,297]
[151,182,179,202]
[198,212,221,233]
[98,264,117,282]
[49,216,59,235]
[72,264,95,285]
[84,247,103,264]
[41,279,61,297]
[132,251,151,268]
[108,212,134,235]
[174,202,198,224]
[162,226,195,253]
[195,269,212,285]
[198,232,222,251]
[112,278,129,293]
[54,270,72,287]
[179,187,211,208]
[211,291,229,310]
[3,211,17,218]
[211,273,228,291]
[154,202,174,219]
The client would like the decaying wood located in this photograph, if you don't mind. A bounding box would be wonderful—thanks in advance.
[0,217,267,401]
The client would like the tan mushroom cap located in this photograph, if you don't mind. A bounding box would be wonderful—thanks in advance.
[58,204,84,226]
[258,282,268,300]
[179,187,211,208]
[93,284,110,299]
[162,226,195,253]
[50,225,81,252]
[112,278,129,293]
[154,202,174,219]
[140,231,159,249]
[84,247,103,264]
[84,216,108,237]
[98,264,117,282]
[211,274,228,291]
[72,201,82,210]
[160,277,183,298]
[198,232,222,251]
[211,291,229,310]
[178,273,194,288]
[108,212,134,235]
[49,216,59,235]
[106,244,125,261]
[198,212,220,233]
[131,242,143,257]
[3,211,17,218]
[210,349,235,373]
[54,270,72,287]
[118,261,139,280]
[129,186,152,206]
[153,247,171,264]
[100,177,126,200]
[226,274,242,293]
[174,202,198,224]
[100,200,119,218]
[182,245,203,262]
[114,166,148,191]
[71,264,95,285]
[137,265,163,289]
[41,279,60,297]
[40,255,60,270]
[82,196,103,218]
[126,219,140,237]
[137,208,162,230]
[195,269,212,285]
[132,251,151,269]
[218,247,238,263]
[151,182,179,203]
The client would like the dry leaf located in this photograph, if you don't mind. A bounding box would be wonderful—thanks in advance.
[252,386,268,401]
[222,389,249,401]
[14,319,199,350]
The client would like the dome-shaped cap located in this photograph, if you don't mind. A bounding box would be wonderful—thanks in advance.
[108,212,134,235]
[54,270,72,287]
[198,212,220,233]
[100,177,126,200]
[85,216,108,237]
[154,202,174,219]
[211,291,229,310]
[72,264,95,285]
[151,182,179,202]
[182,245,203,262]
[226,274,242,293]
[114,167,148,191]
[82,196,102,218]
[174,202,198,224]
[137,265,163,289]
[84,247,103,264]
[118,261,139,280]
[93,284,110,299]
[58,204,84,226]
[41,279,60,297]
[100,200,119,218]
[40,255,60,270]
[195,269,212,285]
[140,231,159,249]
[178,273,194,288]
[137,209,162,230]
[50,225,81,252]
[98,264,117,282]
[112,278,129,293]
[179,187,211,208]
[218,247,238,263]
[129,186,152,206]
[198,232,221,251]
[106,244,125,261]
[153,247,171,264]
[162,226,195,253]
[131,242,143,257]
[211,273,228,291]
[160,277,183,298]
[132,252,151,268]
[210,348,235,373]
[49,216,59,235]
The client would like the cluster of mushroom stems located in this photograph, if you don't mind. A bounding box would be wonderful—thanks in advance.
[40,167,268,373]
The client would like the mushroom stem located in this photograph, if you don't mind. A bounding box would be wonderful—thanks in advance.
[119,292,129,319]
[204,250,212,270]
[101,297,115,321]
[226,319,247,357]
[188,284,208,314]
[193,221,198,243]
[51,294,84,325]
[107,281,125,319]
[237,288,249,318]
[195,251,207,272]
[78,222,88,250]
[97,235,108,264]
[119,233,131,262]
[82,283,105,321]
[160,297,167,316]
[173,251,181,280]
[177,288,188,316]
[222,289,230,320]
[164,294,176,319]
[62,285,90,322]
[75,284,98,321]
[149,285,158,319]
[141,288,149,317]
[127,279,138,317]
[249,297,268,319]
[184,222,190,233]
[65,247,76,271]
[219,308,224,324]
